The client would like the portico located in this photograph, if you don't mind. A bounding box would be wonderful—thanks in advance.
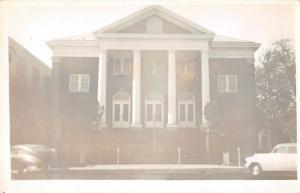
[97,46,211,129]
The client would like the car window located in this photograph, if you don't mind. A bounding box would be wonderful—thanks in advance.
[272,146,288,153]
[288,145,297,153]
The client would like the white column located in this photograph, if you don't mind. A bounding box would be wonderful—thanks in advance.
[167,50,178,128]
[131,49,142,128]
[97,50,107,127]
[201,50,210,127]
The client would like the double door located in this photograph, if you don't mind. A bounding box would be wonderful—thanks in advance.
[145,102,164,128]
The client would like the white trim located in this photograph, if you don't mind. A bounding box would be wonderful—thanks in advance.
[69,74,90,93]
[94,5,215,35]
[217,75,238,93]
[145,91,164,128]
[97,33,214,39]
[112,91,131,128]
[209,47,257,59]
[178,92,196,128]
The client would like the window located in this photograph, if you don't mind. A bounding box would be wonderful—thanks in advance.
[218,75,237,93]
[177,59,196,77]
[178,91,196,127]
[32,67,40,84]
[145,92,164,128]
[272,145,288,153]
[112,58,132,75]
[145,59,162,75]
[69,74,90,92]
[288,145,297,153]
[113,91,131,128]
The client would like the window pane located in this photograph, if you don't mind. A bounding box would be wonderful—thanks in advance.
[81,82,89,92]
[150,62,155,75]
[114,104,120,121]
[123,104,129,121]
[187,104,193,121]
[179,104,185,122]
[228,76,237,92]
[187,60,195,74]
[70,74,79,82]
[156,104,162,122]
[218,76,226,92]
[288,146,297,153]
[123,59,131,74]
[147,104,153,122]
[177,60,185,75]
[273,146,287,153]
[113,59,121,74]
[70,82,78,91]
[81,74,89,82]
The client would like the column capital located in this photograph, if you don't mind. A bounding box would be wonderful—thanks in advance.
[200,49,209,53]
[98,48,107,53]
[168,49,176,53]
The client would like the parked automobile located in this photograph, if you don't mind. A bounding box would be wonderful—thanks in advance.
[245,143,297,176]
[11,144,57,175]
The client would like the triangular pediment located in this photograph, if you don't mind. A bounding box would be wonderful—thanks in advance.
[95,6,214,35]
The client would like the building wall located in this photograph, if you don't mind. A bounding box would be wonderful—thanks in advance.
[52,54,258,164]
[209,58,258,152]
[9,38,52,145]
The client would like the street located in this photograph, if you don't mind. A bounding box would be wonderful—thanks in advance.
[12,165,297,180]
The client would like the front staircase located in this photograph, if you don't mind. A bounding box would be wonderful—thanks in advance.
[83,129,219,164]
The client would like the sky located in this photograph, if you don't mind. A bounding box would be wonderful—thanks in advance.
[6,1,296,68]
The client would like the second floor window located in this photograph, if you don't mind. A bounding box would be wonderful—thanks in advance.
[177,59,196,77]
[218,75,238,93]
[113,58,132,76]
[144,59,162,75]
[69,74,90,93]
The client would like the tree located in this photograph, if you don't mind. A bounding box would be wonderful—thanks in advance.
[256,39,296,144]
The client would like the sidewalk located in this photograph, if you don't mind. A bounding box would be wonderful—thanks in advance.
[69,164,244,171]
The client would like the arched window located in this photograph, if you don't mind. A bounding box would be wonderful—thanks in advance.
[145,91,164,128]
[112,91,131,128]
[178,91,196,127]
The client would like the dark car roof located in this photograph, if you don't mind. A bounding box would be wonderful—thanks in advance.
[12,144,53,149]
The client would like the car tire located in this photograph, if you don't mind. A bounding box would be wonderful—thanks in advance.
[250,163,262,176]
[17,163,27,175]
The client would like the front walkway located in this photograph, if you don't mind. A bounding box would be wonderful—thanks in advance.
[69,164,243,171]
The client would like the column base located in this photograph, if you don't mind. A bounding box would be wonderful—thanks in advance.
[130,122,143,130]
[166,123,179,130]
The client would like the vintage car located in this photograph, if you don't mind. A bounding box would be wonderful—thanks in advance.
[11,144,57,175]
[245,143,297,176]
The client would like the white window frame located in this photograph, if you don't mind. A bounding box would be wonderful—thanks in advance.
[177,58,196,77]
[145,92,164,128]
[218,75,238,93]
[178,92,196,128]
[69,74,90,93]
[144,59,162,76]
[112,91,131,128]
[112,57,132,76]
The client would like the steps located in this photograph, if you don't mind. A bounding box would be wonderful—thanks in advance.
[78,128,220,164]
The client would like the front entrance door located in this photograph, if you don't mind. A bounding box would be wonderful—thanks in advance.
[145,92,164,128]
[113,91,130,128]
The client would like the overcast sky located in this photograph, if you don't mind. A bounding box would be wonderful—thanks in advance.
[7,1,296,67]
